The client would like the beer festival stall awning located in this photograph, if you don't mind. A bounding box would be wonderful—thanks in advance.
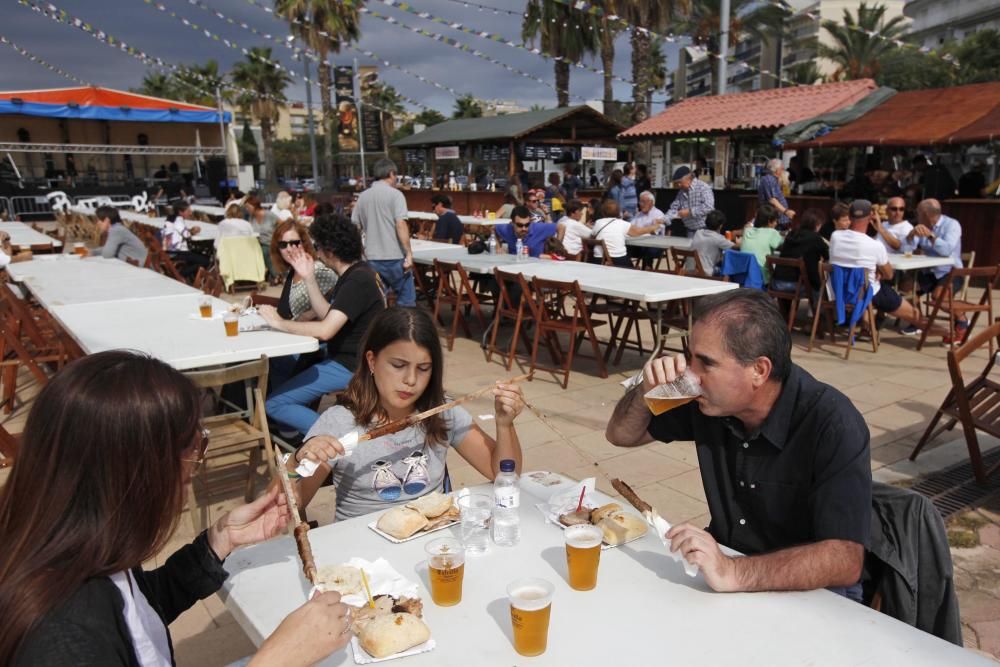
[0,86,231,156]
[785,81,1000,148]
[393,105,624,168]
[618,79,878,140]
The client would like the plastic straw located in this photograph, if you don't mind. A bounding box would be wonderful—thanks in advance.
[361,568,375,609]
[575,486,586,512]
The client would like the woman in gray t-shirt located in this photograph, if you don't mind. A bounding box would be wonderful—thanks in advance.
[291,307,526,520]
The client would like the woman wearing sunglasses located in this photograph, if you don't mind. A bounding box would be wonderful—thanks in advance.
[289,307,525,520]
[270,219,339,322]
[0,351,352,666]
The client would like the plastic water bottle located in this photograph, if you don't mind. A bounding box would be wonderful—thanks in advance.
[492,459,520,546]
[488,233,497,256]
[514,238,524,262]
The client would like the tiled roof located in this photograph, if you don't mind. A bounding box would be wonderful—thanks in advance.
[790,82,1000,147]
[619,79,877,139]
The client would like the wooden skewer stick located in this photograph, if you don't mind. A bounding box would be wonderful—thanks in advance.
[358,373,533,442]
[272,446,318,585]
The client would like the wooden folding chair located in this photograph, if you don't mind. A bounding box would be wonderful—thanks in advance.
[29,243,55,255]
[194,265,224,297]
[183,355,270,532]
[529,276,608,389]
[916,266,998,353]
[959,251,976,301]
[486,268,541,371]
[909,320,1000,484]
[432,259,490,351]
[580,238,612,266]
[0,421,20,469]
[808,263,878,359]
[670,247,709,277]
[766,255,810,332]
[144,235,187,283]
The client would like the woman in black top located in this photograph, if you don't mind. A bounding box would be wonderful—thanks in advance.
[0,351,352,666]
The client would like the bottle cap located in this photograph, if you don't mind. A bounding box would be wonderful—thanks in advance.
[500,459,516,472]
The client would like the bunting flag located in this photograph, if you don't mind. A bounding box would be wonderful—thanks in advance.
[186,0,438,111]
[0,34,89,85]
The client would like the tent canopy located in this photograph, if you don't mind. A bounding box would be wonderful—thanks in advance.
[786,82,1000,148]
[0,86,230,124]
[393,105,623,147]
[619,80,877,140]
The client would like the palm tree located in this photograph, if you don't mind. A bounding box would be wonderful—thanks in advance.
[590,0,623,114]
[649,40,669,94]
[231,47,291,190]
[818,2,908,81]
[274,0,362,185]
[787,61,824,86]
[522,0,599,107]
[453,95,483,119]
[677,0,790,95]
[617,0,690,124]
[172,61,226,107]
[135,72,177,100]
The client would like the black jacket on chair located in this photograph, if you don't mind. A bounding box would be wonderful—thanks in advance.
[864,482,963,646]
[14,531,228,666]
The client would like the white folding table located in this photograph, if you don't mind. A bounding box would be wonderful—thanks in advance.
[221,481,990,667]
[625,234,693,250]
[48,294,318,371]
[0,221,64,250]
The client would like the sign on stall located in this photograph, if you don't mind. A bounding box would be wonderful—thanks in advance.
[581,145,618,161]
[435,146,460,160]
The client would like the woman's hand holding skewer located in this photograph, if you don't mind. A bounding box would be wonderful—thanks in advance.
[493,381,525,427]
[207,485,290,561]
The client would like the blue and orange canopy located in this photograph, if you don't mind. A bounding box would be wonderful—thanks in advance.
[0,86,230,124]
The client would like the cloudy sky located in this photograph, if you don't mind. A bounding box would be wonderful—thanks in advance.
[1,0,681,115]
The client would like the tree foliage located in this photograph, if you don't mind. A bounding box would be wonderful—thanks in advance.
[522,0,599,107]
[452,95,484,119]
[818,2,908,80]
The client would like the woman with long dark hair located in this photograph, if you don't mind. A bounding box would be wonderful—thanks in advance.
[0,351,352,665]
[289,307,525,519]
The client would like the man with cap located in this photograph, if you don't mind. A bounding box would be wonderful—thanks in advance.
[664,166,715,237]
[829,199,930,331]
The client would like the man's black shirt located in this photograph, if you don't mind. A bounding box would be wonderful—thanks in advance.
[433,210,464,244]
[647,365,871,556]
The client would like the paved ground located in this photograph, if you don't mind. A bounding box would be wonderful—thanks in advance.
[1,270,997,664]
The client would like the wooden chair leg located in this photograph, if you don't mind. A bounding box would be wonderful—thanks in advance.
[486,306,503,365]
[909,395,952,461]
[808,302,823,352]
[506,310,525,371]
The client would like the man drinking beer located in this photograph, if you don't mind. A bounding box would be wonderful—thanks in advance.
[606,290,871,601]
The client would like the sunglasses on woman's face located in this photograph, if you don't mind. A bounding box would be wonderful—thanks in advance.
[887,207,905,212]
[278,239,303,249]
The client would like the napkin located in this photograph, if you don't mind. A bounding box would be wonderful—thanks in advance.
[535,477,597,526]
[294,430,360,478]
[645,509,699,578]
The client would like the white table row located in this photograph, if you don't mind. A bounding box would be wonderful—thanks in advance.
[6,256,200,308]
[887,254,955,272]
[0,221,64,250]
[69,205,221,242]
[625,234,692,250]
[222,481,988,667]
[191,204,227,218]
[49,293,317,371]
[6,256,317,369]
[407,211,510,227]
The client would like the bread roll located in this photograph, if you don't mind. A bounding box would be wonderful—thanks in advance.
[359,612,431,658]
[597,511,648,545]
[406,491,454,519]
[377,506,429,540]
[316,564,363,595]
[589,502,623,524]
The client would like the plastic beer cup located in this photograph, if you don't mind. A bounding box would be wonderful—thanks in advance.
[507,578,554,656]
[223,312,239,337]
[425,538,465,606]
[564,524,603,591]
[199,296,212,319]
[643,369,701,416]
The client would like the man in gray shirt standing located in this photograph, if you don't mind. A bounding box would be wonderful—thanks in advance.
[94,205,148,266]
[351,158,415,306]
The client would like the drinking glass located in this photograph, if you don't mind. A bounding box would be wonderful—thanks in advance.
[507,577,554,656]
[457,493,492,556]
[199,296,213,319]
[643,369,701,415]
[564,523,603,591]
[223,312,239,337]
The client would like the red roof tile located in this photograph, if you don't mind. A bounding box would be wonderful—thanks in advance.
[790,82,1000,147]
[619,80,877,139]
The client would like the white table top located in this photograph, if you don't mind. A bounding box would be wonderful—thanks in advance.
[6,256,200,308]
[191,204,227,218]
[221,481,988,667]
[625,234,693,250]
[50,293,318,371]
[412,248,736,303]
[888,254,956,271]
[407,211,510,226]
[0,221,64,249]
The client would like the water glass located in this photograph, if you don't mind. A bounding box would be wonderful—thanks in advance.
[457,493,492,556]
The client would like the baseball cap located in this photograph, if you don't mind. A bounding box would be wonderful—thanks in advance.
[849,199,872,219]
[672,166,692,181]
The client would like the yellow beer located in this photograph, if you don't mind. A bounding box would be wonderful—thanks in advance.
[428,557,464,606]
[643,394,697,416]
[199,303,212,318]
[564,524,603,591]
[507,578,554,657]
[425,538,465,606]
[224,318,239,337]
